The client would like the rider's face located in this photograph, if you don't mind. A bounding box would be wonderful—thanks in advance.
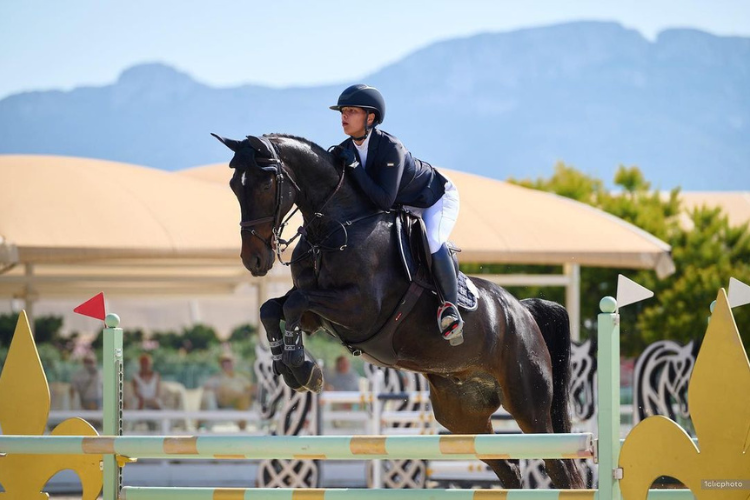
[340,107,373,139]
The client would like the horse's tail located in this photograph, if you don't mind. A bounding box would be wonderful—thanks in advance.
[521,297,573,433]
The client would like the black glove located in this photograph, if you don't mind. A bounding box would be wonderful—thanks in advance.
[329,145,359,168]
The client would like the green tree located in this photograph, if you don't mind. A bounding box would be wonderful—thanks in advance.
[150,329,183,350]
[509,163,750,355]
[228,323,257,342]
[0,313,65,347]
[180,323,220,351]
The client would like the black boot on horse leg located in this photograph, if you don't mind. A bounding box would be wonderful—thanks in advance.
[281,293,324,393]
[280,324,324,393]
[260,297,304,391]
[432,244,464,344]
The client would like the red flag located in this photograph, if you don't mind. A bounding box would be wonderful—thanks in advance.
[74,292,106,320]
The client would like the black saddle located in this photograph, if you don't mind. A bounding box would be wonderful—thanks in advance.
[338,210,477,367]
[395,209,478,311]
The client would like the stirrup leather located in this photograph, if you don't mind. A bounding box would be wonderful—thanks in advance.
[437,302,463,340]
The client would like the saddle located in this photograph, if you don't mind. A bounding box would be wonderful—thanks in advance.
[343,210,478,367]
[395,209,478,311]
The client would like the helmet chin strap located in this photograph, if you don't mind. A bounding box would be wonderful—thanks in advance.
[350,110,372,142]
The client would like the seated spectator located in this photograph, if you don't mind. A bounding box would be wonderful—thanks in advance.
[70,351,102,410]
[132,353,163,410]
[326,355,361,392]
[325,355,362,425]
[202,353,254,430]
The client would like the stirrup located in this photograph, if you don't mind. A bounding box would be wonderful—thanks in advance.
[437,302,463,341]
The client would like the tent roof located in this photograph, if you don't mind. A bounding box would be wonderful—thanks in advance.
[679,191,750,228]
[0,155,239,264]
[0,155,675,300]
[182,164,675,277]
[0,155,252,299]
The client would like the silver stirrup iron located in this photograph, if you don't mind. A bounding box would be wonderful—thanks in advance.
[437,302,464,345]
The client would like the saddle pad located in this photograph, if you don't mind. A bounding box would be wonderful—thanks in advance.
[457,272,479,311]
[396,210,478,312]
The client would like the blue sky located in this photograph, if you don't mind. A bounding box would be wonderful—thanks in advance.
[1,0,748,99]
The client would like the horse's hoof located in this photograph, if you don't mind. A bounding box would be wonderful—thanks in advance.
[304,366,324,394]
[280,369,304,392]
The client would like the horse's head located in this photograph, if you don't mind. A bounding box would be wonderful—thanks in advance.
[212,133,297,276]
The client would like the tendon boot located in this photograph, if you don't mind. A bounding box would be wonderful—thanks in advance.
[268,334,284,375]
[283,326,306,368]
[264,332,302,390]
[432,244,464,344]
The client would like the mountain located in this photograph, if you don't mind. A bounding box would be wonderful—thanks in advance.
[1,21,748,189]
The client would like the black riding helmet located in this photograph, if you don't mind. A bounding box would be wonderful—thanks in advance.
[330,84,386,125]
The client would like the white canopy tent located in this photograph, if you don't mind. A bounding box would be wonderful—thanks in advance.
[0,155,287,335]
[0,155,675,340]
[182,164,676,339]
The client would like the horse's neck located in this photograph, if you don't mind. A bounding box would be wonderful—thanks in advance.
[280,146,360,220]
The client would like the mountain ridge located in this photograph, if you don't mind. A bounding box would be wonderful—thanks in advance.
[1,21,747,190]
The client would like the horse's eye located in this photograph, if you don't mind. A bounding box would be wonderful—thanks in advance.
[262,177,274,191]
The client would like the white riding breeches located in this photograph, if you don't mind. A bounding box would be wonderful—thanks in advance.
[407,173,460,254]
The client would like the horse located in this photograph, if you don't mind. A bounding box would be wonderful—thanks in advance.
[213,132,584,489]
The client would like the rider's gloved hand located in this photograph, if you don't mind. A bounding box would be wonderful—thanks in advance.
[330,145,359,168]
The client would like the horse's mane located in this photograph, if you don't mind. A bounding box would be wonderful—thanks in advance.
[266,133,333,160]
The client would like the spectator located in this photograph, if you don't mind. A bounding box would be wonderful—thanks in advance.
[202,353,254,429]
[132,353,163,410]
[326,355,361,392]
[70,351,102,410]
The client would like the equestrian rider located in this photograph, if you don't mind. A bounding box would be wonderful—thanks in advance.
[330,84,463,342]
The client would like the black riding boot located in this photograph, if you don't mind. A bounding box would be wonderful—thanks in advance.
[432,244,464,343]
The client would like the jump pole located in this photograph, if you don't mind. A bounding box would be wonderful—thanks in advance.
[118,488,696,500]
[0,433,595,460]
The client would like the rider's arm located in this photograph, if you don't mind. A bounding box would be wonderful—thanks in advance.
[349,142,405,210]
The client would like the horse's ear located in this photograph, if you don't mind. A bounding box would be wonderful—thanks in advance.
[211,133,242,152]
[246,135,275,158]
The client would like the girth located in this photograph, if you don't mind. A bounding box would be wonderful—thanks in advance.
[323,209,477,366]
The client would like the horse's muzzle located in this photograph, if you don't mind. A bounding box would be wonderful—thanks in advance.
[242,251,271,277]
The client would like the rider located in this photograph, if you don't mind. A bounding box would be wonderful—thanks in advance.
[330,84,463,342]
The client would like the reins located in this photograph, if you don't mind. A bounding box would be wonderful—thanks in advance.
[238,137,385,271]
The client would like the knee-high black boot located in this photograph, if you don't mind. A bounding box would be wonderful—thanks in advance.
[432,244,464,342]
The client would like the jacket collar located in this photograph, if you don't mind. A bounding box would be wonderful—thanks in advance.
[346,127,382,169]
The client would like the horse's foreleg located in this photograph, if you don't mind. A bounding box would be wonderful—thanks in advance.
[283,287,365,331]
[275,290,330,393]
[260,294,306,392]
[280,287,364,393]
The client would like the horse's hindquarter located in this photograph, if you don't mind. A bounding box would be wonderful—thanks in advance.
[393,278,507,373]
[396,278,550,378]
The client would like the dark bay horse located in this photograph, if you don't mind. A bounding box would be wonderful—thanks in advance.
[213,133,583,489]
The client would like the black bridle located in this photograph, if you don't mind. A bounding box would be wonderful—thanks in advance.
[238,138,300,252]
[238,137,359,267]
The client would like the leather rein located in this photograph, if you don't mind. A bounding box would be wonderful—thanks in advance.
[239,138,384,268]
